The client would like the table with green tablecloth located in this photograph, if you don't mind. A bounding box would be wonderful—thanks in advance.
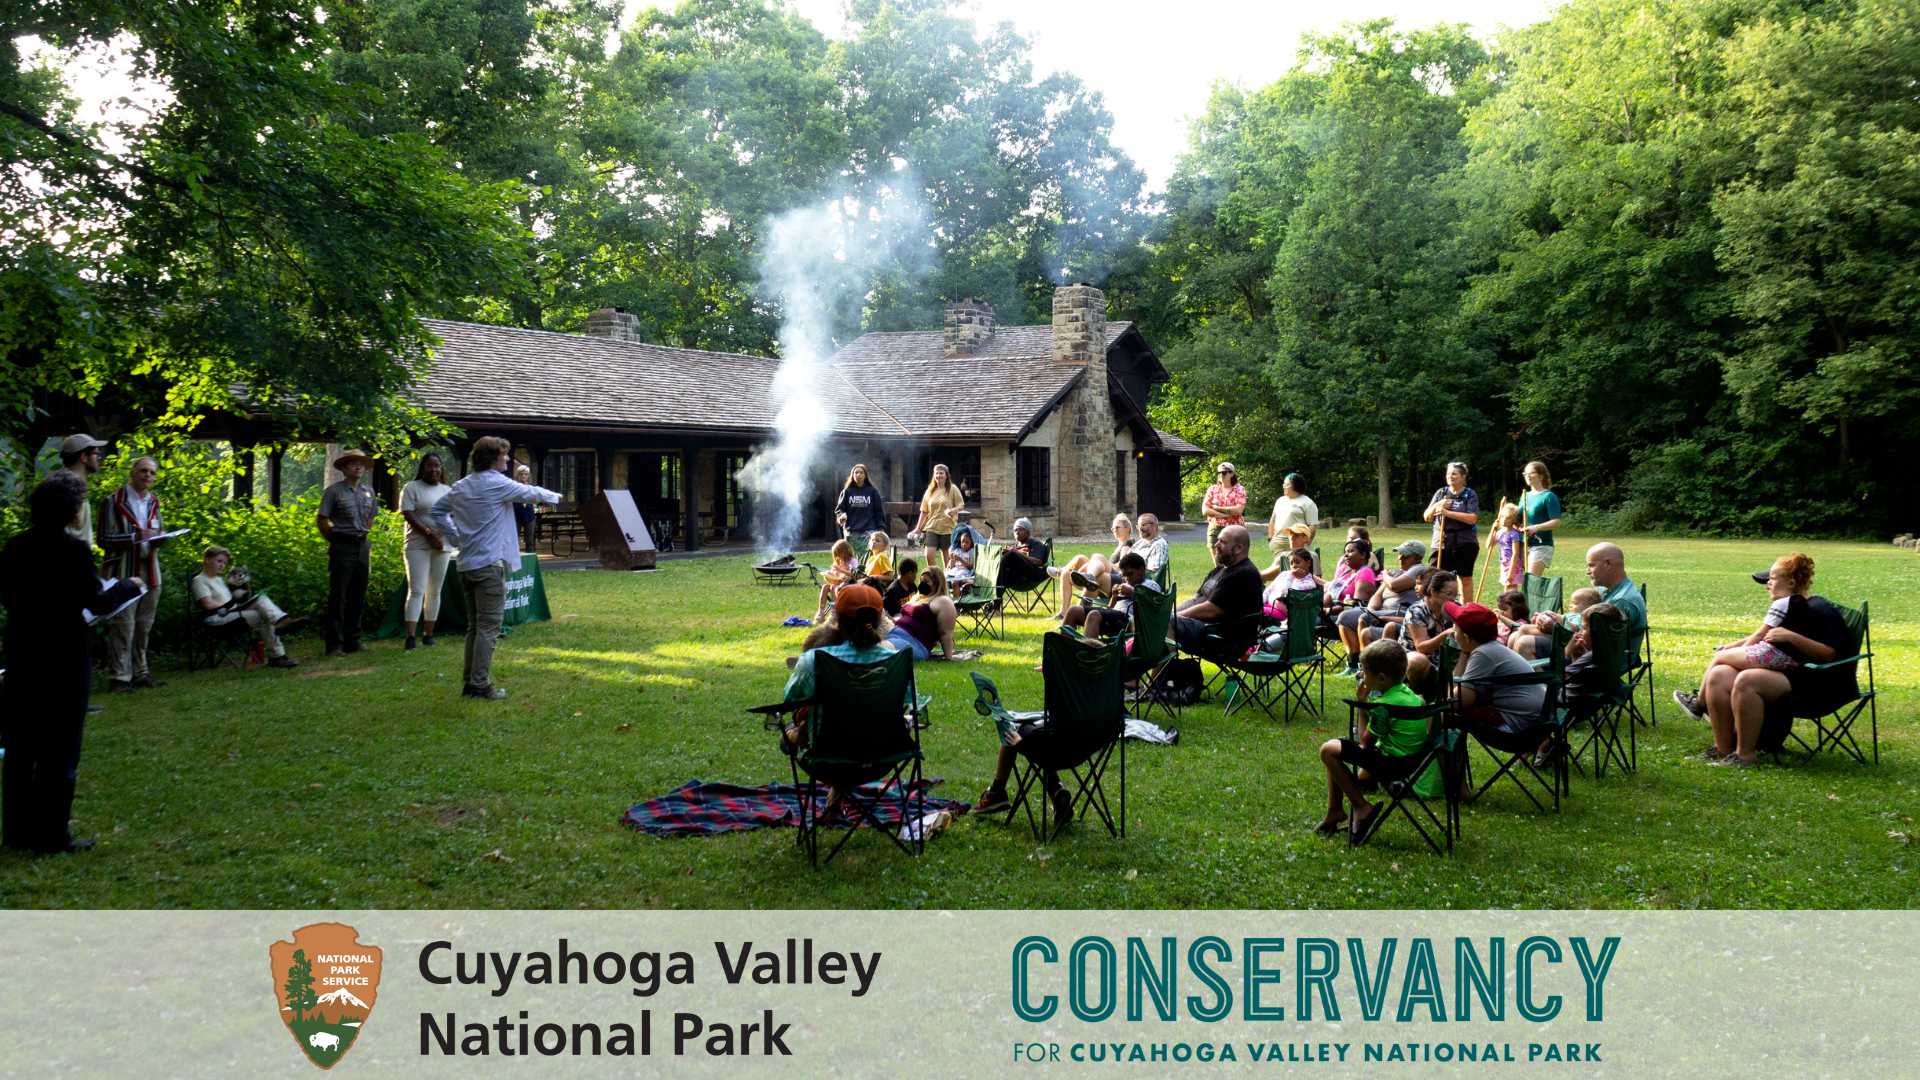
[375,553,551,639]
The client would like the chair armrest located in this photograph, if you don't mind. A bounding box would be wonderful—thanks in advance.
[747,700,811,717]
[1800,653,1867,671]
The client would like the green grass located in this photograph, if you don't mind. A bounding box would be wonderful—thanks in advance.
[3,529,1916,910]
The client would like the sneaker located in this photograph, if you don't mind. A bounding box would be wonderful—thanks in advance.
[86,704,104,714]
[274,616,309,635]
[326,648,347,658]
[421,635,434,647]
[464,685,508,701]
[343,642,364,654]
[1714,754,1755,768]
[1071,571,1099,589]
[404,635,417,650]
[267,655,299,669]
[131,675,167,689]
[1672,689,1706,720]
[108,680,135,693]
[973,787,1011,814]
[1689,746,1724,762]
[1048,786,1073,825]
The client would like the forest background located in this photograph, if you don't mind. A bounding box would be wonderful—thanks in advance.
[3,0,1916,536]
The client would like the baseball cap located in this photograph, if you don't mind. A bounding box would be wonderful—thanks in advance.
[1286,523,1313,536]
[1215,461,1236,474]
[1396,539,1428,558]
[1751,570,1771,585]
[834,584,884,620]
[60,433,107,456]
[1443,600,1498,643]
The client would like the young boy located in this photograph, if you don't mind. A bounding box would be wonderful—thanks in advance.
[1316,639,1431,843]
[1074,552,1159,639]
[882,558,920,617]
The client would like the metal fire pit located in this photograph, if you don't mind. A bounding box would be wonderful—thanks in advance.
[750,556,810,587]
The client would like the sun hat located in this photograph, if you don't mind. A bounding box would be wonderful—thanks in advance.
[333,448,376,469]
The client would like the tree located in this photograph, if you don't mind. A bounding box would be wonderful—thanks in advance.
[283,949,318,1023]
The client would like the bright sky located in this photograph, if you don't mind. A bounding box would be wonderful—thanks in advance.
[787,0,1555,191]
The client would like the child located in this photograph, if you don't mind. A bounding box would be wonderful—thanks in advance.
[813,538,857,624]
[861,531,895,586]
[882,558,920,617]
[1315,639,1430,843]
[1494,503,1526,590]
[1673,552,1817,724]
[1263,548,1323,619]
[945,528,976,593]
[1532,601,1623,766]
[1072,552,1159,640]
[1494,589,1535,649]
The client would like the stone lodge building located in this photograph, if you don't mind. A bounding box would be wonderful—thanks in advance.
[214,284,1201,551]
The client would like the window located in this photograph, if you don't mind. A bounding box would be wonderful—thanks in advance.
[717,454,750,530]
[1116,451,1128,506]
[541,451,596,508]
[1017,447,1051,508]
[945,447,982,505]
[657,454,681,500]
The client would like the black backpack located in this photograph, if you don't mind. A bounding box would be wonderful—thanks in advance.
[1152,658,1204,707]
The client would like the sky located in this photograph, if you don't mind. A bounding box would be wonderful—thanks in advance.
[785,0,1556,190]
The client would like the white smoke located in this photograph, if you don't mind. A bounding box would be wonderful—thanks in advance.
[741,180,930,556]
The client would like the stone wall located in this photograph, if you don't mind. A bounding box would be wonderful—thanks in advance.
[942,299,994,358]
[584,308,641,343]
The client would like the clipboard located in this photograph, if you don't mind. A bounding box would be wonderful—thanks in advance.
[83,578,147,626]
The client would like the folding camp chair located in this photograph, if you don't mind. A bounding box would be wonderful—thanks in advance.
[1624,581,1656,727]
[954,542,1005,641]
[1340,696,1460,855]
[1522,572,1564,617]
[1773,599,1878,766]
[1184,611,1264,707]
[1214,589,1326,723]
[997,538,1056,615]
[1123,582,1180,724]
[748,650,931,869]
[1458,621,1574,815]
[1567,612,1634,778]
[970,635,1127,841]
[186,591,261,672]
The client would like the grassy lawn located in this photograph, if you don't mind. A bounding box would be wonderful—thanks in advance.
[3,528,1916,910]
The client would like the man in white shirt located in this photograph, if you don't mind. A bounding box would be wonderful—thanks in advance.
[430,437,562,700]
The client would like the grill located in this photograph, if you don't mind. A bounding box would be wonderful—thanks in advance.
[750,555,816,587]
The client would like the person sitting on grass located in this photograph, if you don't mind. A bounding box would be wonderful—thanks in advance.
[1066,552,1159,641]
[812,538,858,624]
[884,565,960,662]
[1051,513,1134,616]
[190,545,308,669]
[1314,639,1428,843]
[860,531,896,586]
[944,528,976,594]
[882,558,920,618]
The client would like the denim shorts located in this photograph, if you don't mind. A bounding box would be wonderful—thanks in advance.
[886,627,931,661]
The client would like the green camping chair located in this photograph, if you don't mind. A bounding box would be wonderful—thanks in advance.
[1624,581,1656,728]
[955,542,1005,641]
[1339,696,1460,855]
[1567,611,1634,779]
[1522,572,1564,617]
[1216,588,1326,723]
[1124,583,1181,724]
[749,650,931,869]
[970,635,1128,841]
[998,538,1056,615]
[1458,621,1575,815]
[1773,599,1878,766]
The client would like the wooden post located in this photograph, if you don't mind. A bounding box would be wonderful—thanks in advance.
[267,449,284,506]
[233,445,255,504]
[681,442,702,552]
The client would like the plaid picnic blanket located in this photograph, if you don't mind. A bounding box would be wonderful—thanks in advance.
[620,779,969,836]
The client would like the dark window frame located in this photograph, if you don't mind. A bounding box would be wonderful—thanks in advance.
[1017,446,1052,509]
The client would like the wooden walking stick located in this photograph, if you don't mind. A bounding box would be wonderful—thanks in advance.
[1473,497,1511,607]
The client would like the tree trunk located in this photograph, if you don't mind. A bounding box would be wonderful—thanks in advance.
[1838,416,1851,466]
[1376,446,1395,528]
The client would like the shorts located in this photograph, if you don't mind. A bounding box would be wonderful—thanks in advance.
[1336,607,1379,633]
[1092,610,1131,636]
[1435,541,1480,577]
[885,626,932,661]
[1334,738,1423,783]
[1744,641,1800,670]
[923,531,950,552]
[1527,544,1554,569]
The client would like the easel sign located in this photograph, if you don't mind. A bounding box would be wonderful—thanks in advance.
[582,490,658,571]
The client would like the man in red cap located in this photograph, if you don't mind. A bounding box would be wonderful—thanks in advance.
[1446,599,1546,733]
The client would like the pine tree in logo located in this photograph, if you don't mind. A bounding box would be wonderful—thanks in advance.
[284,949,318,1024]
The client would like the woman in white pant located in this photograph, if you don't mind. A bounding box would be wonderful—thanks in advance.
[191,546,306,667]
[400,453,453,649]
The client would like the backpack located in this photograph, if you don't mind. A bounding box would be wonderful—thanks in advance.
[1152,658,1204,707]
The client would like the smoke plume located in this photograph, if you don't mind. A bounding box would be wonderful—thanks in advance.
[742,179,931,556]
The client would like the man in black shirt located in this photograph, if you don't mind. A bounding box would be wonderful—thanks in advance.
[1172,524,1263,651]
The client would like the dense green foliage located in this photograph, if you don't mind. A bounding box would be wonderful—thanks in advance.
[1118,0,1920,534]
[0,532,1913,910]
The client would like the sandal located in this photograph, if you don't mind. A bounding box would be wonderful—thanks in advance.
[1346,805,1379,846]
[1312,817,1346,836]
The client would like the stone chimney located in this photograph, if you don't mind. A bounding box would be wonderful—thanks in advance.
[1048,284,1116,534]
[584,307,641,344]
[1052,283,1106,366]
[942,298,994,358]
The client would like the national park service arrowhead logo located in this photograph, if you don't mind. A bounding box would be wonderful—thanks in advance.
[270,923,383,1069]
